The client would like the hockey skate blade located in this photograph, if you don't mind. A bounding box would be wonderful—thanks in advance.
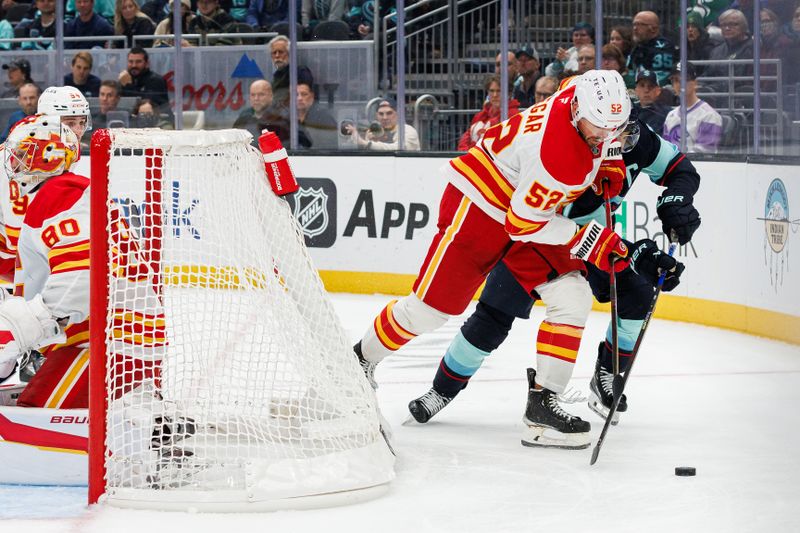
[520,425,591,450]
[402,414,419,426]
[588,391,620,426]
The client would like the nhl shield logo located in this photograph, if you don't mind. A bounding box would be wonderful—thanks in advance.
[293,186,330,238]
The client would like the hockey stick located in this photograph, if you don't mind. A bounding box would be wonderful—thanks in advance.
[602,183,620,376]
[590,233,679,466]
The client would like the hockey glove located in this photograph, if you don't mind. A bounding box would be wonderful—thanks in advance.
[590,159,626,199]
[629,239,685,291]
[0,295,64,367]
[569,220,629,272]
[656,192,701,245]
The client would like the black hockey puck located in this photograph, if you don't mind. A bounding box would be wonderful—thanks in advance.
[675,466,696,476]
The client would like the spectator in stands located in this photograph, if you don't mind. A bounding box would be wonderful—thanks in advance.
[0,83,39,143]
[458,74,520,151]
[608,25,634,87]
[67,0,114,22]
[296,81,337,149]
[1,59,35,98]
[345,97,420,151]
[634,68,670,133]
[302,0,346,29]
[663,61,723,153]
[130,98,171,129]
[114,0,156,48]
[64,51,101,97]
[119,47,169,111]
[627,11,676,87]
[65,0,115,49]
[189,0,241,45]
[685,12,716,75]
[233,79,273,141]
[545,22,594,79]
[0,11,11,51]
[781,5,800,87]
[153,0,196,47]
[227,0,251,23]
[706,9,754,98]
[533,76,558,104]
[247,0,293,31]
[14,0,57,50]
[601,43,627,78]
[495,51,518,82]
[268,35,313,107]
[140,0,170,24]
[94,79,123,129]
[575,44,596,75]
[609,25,633,57]
[512,44,540,108]
[759,7,794,93]
[344,0,396,40]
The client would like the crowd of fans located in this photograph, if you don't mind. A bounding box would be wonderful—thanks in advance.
[462,4,799,153]
[0,0,398,47]
[0,1,798,153]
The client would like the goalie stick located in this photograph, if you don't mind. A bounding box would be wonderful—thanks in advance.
[590,234,679,466]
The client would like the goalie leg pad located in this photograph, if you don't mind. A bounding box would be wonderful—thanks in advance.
[16,347,89,408]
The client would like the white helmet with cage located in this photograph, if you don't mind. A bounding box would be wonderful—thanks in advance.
[571,70,631,140]
[37,86,92,136]
[2,114,80,193]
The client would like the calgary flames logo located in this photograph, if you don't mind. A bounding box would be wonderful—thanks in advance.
[10,132,75,176]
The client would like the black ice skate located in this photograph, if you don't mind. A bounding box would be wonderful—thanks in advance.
[353,341,378,389]
[588,360,628,426]
[521,368,591,450]
[408,388,454,423]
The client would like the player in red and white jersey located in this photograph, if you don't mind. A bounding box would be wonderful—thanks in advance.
[0,87,91,283]
[0,115,164,408]
[355,70,632,448]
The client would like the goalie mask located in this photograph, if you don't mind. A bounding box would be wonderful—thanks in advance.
[571,70,631,142]
[3,114,80,193]
[37,86,92,139]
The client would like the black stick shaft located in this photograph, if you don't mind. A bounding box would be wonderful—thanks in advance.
[590,239,678,466]
[602,185,620,376]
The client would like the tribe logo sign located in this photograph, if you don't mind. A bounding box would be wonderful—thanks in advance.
[287,178,337,248]
[758,179,799,290]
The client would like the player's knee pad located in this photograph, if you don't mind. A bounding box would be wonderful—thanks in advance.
[535,271,592,327]
[392,293,450,335]
[461,301,515,352]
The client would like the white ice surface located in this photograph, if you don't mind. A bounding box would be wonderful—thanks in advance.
[2,293,799,532]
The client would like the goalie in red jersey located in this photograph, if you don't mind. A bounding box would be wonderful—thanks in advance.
[0,115,163,408]
[355,70,632,449]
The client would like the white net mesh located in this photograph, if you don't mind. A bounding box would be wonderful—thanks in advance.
[96,129,393,510]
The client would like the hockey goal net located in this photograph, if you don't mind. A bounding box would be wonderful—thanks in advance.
[88,128,394,511]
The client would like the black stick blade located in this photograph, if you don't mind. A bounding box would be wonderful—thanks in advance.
[612,374,625,401]
[590,445,601,465]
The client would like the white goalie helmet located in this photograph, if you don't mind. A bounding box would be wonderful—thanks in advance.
[572,69,631,140]
[2,114,80,193]
[37,86,92,137]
